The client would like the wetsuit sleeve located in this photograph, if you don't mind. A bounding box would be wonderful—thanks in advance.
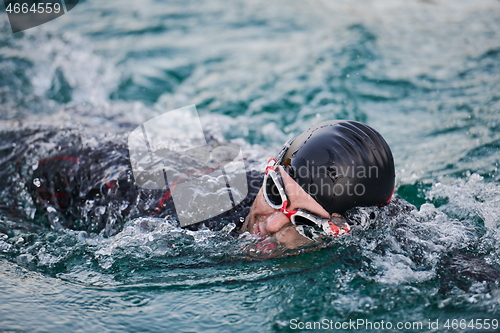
[30,142,176,235]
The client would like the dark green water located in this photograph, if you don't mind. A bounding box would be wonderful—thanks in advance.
[1,0,500,332]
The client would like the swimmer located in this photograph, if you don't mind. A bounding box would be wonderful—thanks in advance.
[239,120,395,253]
[4,120,394,252]
[3,122,499,289]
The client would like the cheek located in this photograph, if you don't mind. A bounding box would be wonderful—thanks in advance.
[243,190,266,232]
[245,189,283,234]
[252,188,275,215]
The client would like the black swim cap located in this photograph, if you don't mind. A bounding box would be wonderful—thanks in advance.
[280,120,395,215]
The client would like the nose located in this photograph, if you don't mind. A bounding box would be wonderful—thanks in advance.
[264,210,293,234]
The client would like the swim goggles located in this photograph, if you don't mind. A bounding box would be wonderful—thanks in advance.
[263,140,350,241]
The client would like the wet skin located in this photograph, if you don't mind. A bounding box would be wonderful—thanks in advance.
[240,166,336,250]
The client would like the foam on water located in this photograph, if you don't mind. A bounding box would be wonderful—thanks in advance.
[428,174,500,268]
[2,175,499,293]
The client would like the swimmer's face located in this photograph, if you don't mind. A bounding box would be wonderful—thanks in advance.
[240,165,332,249]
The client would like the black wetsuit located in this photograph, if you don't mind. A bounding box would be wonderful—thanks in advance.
[0,127,261,236]
[33,143,262,235]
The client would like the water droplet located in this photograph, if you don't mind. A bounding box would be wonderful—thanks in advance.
[33,178,41,187]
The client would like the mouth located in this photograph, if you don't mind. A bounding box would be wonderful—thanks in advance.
[245,213,265,237]
[254,223,261,236]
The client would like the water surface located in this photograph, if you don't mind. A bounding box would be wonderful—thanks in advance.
[1,0,500,332]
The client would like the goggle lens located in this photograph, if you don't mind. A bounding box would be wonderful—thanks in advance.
[291,214,317,227]
[264,175,283,207]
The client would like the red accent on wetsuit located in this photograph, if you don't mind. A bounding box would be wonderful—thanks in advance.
[39,155,79,164]
[380,186,395,206]
[155,167,218,213]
